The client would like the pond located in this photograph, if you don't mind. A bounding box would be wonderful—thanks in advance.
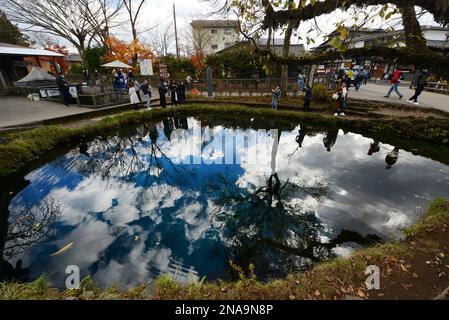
[1,115,449,288]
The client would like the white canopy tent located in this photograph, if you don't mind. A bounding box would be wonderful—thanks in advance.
[17,66,56,82]
[101,60,133,69]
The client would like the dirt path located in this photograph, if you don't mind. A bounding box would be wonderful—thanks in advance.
[369,224,449,300]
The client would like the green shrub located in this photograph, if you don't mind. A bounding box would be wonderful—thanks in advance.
[312,82,332,102]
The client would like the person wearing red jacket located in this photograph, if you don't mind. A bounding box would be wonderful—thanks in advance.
[384,68,404,99]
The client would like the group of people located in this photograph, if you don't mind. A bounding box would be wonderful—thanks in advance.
[157,80,187,108]
[271,76,313,112]
[127,79,152,110]
[383,67,429,105]
[127,79,187,111]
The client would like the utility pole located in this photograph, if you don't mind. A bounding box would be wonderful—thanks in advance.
[173,3,180,59]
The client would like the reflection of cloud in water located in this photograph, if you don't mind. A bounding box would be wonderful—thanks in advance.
[6,117,449,287]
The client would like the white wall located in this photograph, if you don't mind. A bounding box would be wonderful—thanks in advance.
[423,30,449,41]
[202,27,239,55]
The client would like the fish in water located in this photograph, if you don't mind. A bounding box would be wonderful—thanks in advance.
[50,242,74,257]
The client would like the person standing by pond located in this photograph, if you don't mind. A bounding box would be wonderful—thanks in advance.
[298,72,305,92]
[133,79,142,101]
[302,84,313,112]
[408,69,428,105]
[170,81,179,106]
[271,84,281,110]
[384,68,404,99]
[141,80,152,110]
[333,82,347,116]
[128,82,140,111]
[158,80,167,108]
[56,73,71,107]
[178,82,186,104]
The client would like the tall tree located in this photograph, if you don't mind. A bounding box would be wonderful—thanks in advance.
[121,0,147,64]
[0,10,28,45]
[80,0,124,51]
[3,0,99,64]
[147,22,175,56]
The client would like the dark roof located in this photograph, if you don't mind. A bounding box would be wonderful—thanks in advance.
[191,20,239,28]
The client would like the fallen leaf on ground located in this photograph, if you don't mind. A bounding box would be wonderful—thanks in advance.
[411,272,419,278]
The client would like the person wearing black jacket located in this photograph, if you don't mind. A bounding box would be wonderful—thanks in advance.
[408,70,428,105]
[178,82,186,104]
[158,80,167,108]
[170,81,179,106]
[55,73,71,107]
[302,85,313,112]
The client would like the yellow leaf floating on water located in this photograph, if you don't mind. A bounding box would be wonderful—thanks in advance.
[50,242,74,257]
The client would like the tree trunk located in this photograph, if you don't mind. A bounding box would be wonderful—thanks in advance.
[398,2,428,52]
[281,21,294,96]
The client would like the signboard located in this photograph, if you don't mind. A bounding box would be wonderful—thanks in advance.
[47,89,60,97]
[69,86,78,98]
[159,63,169,79]
[139,59,154,76]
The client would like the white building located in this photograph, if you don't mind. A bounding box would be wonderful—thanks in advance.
[190,20,240,55]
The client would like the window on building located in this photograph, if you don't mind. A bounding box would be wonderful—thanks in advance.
[211,29,218,34]
[224,29,232,35]
[211,44,218,50]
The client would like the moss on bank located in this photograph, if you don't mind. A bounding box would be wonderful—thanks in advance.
[1,199,448,300]
[1,103,449,178]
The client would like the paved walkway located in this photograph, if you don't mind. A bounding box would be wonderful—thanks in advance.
[0,97,93,128]
[347,83,449,114]
[1,84,448,129]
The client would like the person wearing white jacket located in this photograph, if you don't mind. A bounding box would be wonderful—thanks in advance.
[128,82,140,110]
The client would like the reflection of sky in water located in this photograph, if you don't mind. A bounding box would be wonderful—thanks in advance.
[6,117,449,288]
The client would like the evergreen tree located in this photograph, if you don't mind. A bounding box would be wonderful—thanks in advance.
[0,10,28,46]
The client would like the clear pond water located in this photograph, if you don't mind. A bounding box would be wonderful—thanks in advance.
[1,116,449,288]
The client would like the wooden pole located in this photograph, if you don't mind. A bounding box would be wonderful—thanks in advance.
[173,3,180,59]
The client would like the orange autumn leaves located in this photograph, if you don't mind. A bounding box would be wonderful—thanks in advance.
[103,36,154,66]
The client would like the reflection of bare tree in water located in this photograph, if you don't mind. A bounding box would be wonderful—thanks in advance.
[1,179,63,281]
[74,120,190,206]
[209,129,333,277]
[4,199,63,260]
[211,128,383,277]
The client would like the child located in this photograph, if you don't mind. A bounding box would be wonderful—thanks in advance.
[271,85,281,110]
[303,85,313,112]
[334,82,347,116]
